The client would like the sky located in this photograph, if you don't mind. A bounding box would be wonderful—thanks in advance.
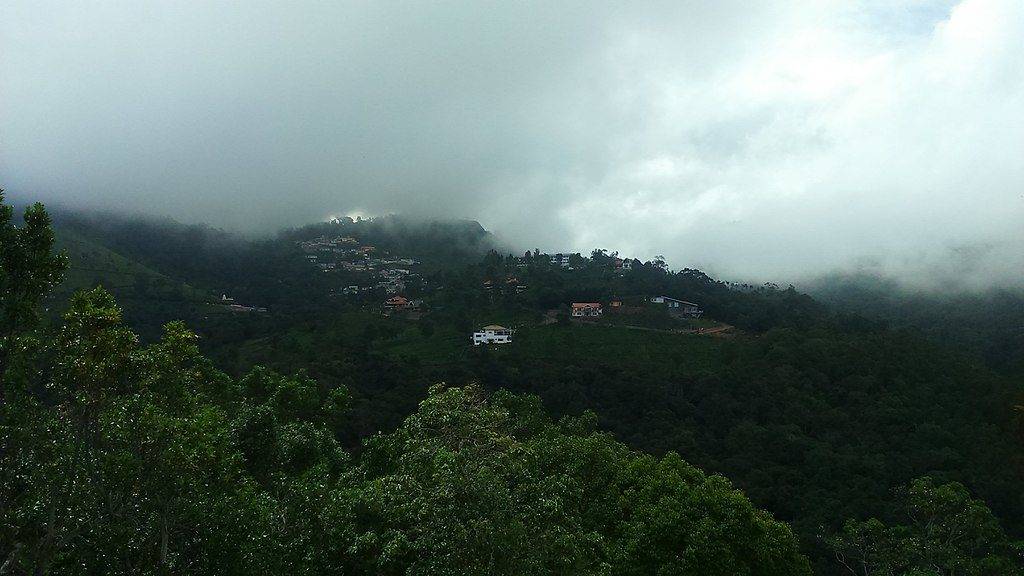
[2,0,1022,286]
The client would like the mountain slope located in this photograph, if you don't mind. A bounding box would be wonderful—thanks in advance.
[47,227,215,339]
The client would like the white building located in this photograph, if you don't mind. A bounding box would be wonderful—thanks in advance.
[472,325,513,346]
[550,253,573,268]
[571,302,603,317]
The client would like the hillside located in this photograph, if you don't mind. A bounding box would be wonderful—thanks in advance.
[207,301,1023,574]
[807,272,1024,373]
[281,214,504,270]
[22,207,1024,574]
[47,227,217,340]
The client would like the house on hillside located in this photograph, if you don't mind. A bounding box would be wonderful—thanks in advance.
[571,302,603,317]
[550,253,573,268]
[650,296,703,318]
[383,295,411,311]
[505,277,528,294]
[613,258,635,272]
[379,280,405,295]
[472,325,513,346]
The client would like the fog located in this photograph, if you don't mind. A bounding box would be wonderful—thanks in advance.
[2,0,1022,286]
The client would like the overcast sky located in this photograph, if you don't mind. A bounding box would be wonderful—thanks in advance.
[2,0,1022,285]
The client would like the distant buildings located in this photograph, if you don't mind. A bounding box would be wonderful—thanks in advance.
[506,277,528,293]
[571,302,603,317]
[472,325,513,346]
[481,277,529,296]
[383,295,411,311]
[650,296,703,318]
[217,294,266,313]
[383,295,422,313]
[378,279,405,294]
[549,253,573,268]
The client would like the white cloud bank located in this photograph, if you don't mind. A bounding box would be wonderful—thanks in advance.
[2,0,1022,286]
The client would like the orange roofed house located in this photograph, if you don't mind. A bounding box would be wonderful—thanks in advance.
[571,302,603,317]
[383,296,410,311]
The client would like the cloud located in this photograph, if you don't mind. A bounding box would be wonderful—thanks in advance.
[1,0,1021,285]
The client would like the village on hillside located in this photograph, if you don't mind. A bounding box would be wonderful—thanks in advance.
[208,233,739,343]
[298,234,422,297]
[298,241,736,345]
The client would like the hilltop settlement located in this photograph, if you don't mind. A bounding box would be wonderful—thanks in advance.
[290,234,729,344]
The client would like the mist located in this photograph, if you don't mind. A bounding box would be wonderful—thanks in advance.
[2,0,1022,286]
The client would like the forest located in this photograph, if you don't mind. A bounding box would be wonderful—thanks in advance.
[3,196,1023,575]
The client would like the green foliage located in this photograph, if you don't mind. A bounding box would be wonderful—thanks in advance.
[2,197,812,574]
[0,191,68,382]
[809,272,1024,373]
[47,226,214,342]
[829,477,1024,575]
[2,288,271,574]
[7,196,1023,575]
[216,287,1024,573]
[351,384,811,576]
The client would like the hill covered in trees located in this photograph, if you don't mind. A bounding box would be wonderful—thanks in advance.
[4,197,815,575]
[807,272,1024,374]
[4,196,1023,575]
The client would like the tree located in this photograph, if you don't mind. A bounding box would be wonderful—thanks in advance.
[2,289,277,574]
[829,477,1024,576]
[0,191,67,384]
[351,384,811,576]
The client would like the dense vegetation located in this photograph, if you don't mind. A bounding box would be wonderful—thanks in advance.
[6,196,1023,574]
[808,272,1024,374]
[3,199,819,574]
[208,307,1024,573]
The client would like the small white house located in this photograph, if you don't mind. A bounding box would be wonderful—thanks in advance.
[472,325,513,346]
[571,303,603,317]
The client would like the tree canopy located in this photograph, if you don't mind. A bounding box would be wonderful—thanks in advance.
[1,197,812,575]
